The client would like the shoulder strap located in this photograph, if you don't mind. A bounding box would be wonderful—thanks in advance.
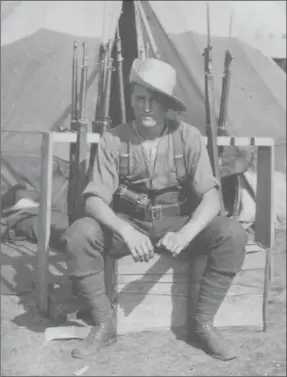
[172,124,186,183]
[119,145,129,179]
[119,128,131,180]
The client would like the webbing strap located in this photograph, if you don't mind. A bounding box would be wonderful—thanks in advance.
[172,128,186,182]
[118,126,187,183]
[119,137,130,179]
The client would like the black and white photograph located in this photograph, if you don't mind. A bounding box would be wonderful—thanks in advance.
[1,1,286,375]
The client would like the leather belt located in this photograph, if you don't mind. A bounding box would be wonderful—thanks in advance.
[131,200,188,221]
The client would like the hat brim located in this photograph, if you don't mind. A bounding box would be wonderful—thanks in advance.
[130,76,187,112]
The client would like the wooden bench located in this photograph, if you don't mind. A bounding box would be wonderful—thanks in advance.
[36,132,275,333]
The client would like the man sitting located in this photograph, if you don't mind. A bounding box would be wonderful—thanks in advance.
[63,57,246,361]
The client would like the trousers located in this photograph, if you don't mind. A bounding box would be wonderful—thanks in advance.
[64,213,246,278]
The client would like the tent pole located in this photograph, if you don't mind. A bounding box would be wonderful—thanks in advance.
[134,0,146,59]
[136,1,160,58]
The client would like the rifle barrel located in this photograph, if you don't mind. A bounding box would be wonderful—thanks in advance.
[79,42,88,120]
[71,41,78,125]
[116,27,126,124]
[102,39,113,130]
[218,50,233,131]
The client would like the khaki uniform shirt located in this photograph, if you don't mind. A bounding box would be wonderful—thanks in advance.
[83,121,219,207]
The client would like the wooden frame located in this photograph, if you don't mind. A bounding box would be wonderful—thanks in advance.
[36,132,275,330]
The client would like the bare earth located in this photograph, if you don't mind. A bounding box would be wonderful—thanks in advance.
[1,231,286,376]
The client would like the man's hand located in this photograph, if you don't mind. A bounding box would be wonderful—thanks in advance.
[121,226,154,263]
[156,231,190,257]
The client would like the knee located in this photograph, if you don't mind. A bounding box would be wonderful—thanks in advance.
[215,216,246,248]
[227,217,246,251]
[63,217,103,254]
[205,216,247,272]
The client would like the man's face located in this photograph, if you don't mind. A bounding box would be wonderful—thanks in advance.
[130,84,167,128]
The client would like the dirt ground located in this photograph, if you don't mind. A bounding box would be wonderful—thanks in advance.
[1,230,286,377]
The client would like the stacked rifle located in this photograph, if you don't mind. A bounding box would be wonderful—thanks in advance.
[68,41,89,224]
[203,3,233,216]
[68,28,126,223]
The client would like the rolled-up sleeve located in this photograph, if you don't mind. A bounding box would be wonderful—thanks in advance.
[185,127,220,198]
[83,132,119,205]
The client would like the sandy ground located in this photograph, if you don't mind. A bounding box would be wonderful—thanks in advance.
[1,230,286,376]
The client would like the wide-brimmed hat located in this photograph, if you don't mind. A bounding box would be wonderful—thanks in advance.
[129,58,187,112]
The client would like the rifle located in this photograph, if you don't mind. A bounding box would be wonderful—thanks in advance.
[102,39,114,132]
[218,50,233,157]
[86,39,114,182]
[86,44,106,183]
[69,42,89,223]
[203,2,225,215]
[68,41,79,223]
[116,26,127,124]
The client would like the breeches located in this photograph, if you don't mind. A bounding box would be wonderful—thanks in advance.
[63,214,246,278]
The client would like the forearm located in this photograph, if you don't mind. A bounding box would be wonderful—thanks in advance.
[85,196,133,238]
[178,188,221,242]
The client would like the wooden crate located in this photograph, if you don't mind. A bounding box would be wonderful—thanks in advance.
[34,132,275,334]
[105,243,270,335]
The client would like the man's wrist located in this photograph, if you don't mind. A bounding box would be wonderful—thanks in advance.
[117,222,135,240]
[177,226,195,245]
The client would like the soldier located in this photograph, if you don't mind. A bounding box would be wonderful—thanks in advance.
[64,58,246,361]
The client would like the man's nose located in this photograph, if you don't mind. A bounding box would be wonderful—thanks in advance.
[143,99,152,113]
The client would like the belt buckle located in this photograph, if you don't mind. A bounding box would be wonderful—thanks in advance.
[150,205,162,220]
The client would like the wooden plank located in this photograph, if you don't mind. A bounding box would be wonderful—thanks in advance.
[241,247,266,270]
[245,243,265,253]
[35,132,53,315]
[234,268,264,287]
[214,293,263,330]
[51,132,274,148]
[52,132,100,144]
[117,253,189,276]
[255,146,275,248]
[117,281,188,296]
[115,267,264,298]
[263,248,272,331]
[115,292,188,335]
[115,250,265,279]
[214,136,274,147]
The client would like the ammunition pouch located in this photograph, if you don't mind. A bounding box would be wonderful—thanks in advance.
[113,184,189,221]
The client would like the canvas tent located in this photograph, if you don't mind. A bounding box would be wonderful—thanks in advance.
[1,1,286,233]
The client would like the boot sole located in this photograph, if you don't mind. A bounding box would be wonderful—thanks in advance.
[188,334,236,362]
[209,353,237,362]
[71,337,116,360]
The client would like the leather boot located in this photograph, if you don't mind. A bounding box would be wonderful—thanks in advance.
[190,268,237,361]
[71,278,93,324]
[187,254,208,336]
[71,272,115,359]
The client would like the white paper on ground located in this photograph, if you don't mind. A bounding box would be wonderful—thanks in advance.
[45,326,90,342]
